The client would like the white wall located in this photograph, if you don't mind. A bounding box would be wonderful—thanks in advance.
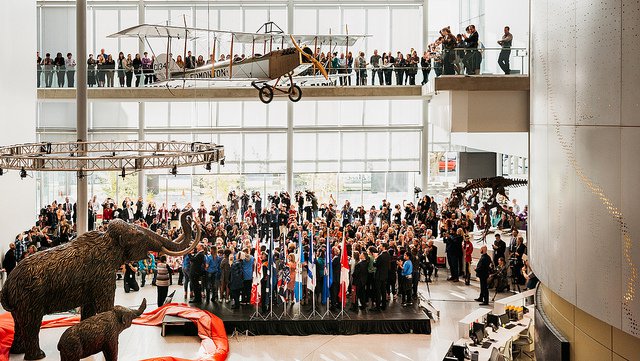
[530,0,640,339]
[0,0,37,252]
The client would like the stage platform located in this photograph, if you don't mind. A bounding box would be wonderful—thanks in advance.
[197,300,431,336]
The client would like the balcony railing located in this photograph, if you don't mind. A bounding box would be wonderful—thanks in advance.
[36,47,528,89]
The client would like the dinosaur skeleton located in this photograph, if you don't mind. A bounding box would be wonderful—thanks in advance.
[447,176,528,243]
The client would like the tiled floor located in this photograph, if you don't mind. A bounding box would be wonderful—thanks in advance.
[3,272,517,361]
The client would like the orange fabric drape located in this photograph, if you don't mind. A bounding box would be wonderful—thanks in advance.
[0,303,229,361]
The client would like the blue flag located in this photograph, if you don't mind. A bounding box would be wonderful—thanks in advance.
[293,231,303,303]
[307,230,315,289]
[322,236,333,305]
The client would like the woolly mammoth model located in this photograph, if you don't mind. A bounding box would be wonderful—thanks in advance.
[57,299,147,361]
[0,212,201,360]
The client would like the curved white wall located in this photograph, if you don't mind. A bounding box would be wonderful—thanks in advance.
[529,0,640,338]
[0,1,37,252]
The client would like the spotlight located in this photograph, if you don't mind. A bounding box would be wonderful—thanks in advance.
[220,157,225,166]
[121,167,126,179]
[19,167,27,179]
[170,165,178,176]
[0,168,3,176]
[205,162,212,171]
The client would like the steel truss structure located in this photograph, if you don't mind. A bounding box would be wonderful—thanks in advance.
[0,141,224,173]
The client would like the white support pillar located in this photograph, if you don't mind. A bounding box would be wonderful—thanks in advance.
[0,0,37,249]
[419,0,430,194]
[286,101,294,195]
[137,0,145,199]
[287,0,294,33]
[138,102,146,198]
[422,0,429,47]
[76,0,88,235]
[420,98,430,193]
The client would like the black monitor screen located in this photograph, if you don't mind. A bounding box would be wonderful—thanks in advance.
[474,329,484,345]
[499,313,509,326]
[487,314,500,328]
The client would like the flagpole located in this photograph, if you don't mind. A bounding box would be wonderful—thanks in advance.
[321,236,334,320]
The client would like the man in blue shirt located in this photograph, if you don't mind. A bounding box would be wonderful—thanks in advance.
[205,247,222,302]
[241,248,254,304]
[401,252,413,307]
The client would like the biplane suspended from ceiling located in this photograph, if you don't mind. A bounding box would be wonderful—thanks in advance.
[108,22,368,103]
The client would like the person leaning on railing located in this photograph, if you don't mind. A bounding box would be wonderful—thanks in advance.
[497,25,513,74]
[420,51,431,85]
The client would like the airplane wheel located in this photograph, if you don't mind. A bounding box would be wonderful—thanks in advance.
[259,86,273,104]
[288,84,302,102]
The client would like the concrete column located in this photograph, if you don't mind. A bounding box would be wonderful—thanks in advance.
[287,0,294,33]
[422,0,429,47]
[138,102,146,197]
[420,98,430,193]
[419,0,430,193]
[0,0,37,249]
[138,0,147,198]
[76,0,88,235]
[138,0,144,54]
[137,0,145,199]
[286,101,294,195]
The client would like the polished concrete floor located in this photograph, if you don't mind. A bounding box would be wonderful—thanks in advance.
[3,271,519,361]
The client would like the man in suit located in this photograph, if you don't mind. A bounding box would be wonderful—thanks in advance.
[1,243,17,276]
[351,251,369,311]
[426,240,438,281]
[475,245,491,305]
[330,246,341,311]
[372,243,390,311]
[185,51,196,69]
[492,234,506,266]
[190,244,206,303]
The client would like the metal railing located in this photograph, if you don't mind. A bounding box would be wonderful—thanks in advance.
[35,48,528,89]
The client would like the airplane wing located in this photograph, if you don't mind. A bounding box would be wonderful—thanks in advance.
[109,24,368,47]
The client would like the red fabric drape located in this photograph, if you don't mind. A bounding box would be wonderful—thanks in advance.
[0,303,229,361]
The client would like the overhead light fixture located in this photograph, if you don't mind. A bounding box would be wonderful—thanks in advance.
[205,162,212,171]
[0,168,3,176]
[170,165,178,176]
[220,157,225,166]
[121,167,126,179]
[19,167,27,179]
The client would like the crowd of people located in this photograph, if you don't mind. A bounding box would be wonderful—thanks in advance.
[35,24,515,88]
[2,184,534,313]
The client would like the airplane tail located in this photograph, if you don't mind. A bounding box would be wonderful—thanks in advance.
[153,53,181,82]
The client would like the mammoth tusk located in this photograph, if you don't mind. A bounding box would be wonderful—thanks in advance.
[161,218,201,257]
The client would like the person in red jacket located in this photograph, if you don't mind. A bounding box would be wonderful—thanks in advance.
[463,235,474,285]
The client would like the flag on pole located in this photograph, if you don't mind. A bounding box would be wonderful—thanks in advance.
[322,236,333,305]
[338,232,349,307]
[307,230,316,290]
[250,233,262,305]
[294,231,303,303]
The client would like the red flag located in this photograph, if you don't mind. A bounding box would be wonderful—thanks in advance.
[338,232,350,306]
[250,236,262,305]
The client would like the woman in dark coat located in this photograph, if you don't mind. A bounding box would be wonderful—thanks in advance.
[87,54,96,87]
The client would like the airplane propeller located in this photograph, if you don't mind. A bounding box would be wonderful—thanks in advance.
[289,35,329,80]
